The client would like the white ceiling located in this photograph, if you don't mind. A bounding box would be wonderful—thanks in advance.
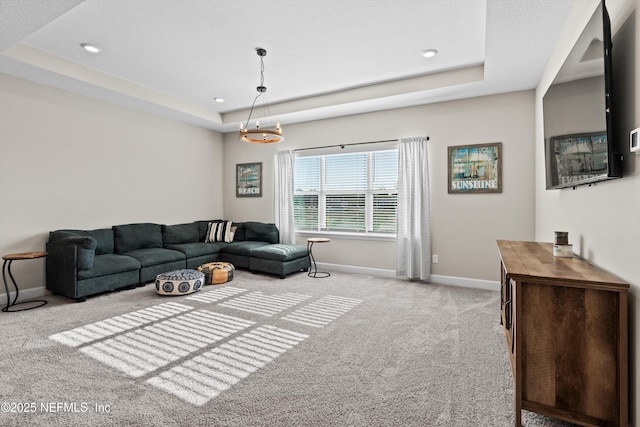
[0,0,575,133]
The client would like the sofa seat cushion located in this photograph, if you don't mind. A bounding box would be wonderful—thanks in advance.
[221,241,270,257]
[123,248,185,268]
[77,254,141,280]
[250,244,309,262]
[165,242,222,259]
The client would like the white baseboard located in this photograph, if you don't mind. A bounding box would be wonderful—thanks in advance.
[0,267,500,305]
[429,274,500,291]
[0,286,49,306]
[316,262,397,278]
[316,262,500,291]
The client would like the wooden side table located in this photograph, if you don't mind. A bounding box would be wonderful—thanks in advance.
[307,238,330,278]
[2,252,48,312]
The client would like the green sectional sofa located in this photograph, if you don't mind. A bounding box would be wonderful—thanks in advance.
[46,221,310,302]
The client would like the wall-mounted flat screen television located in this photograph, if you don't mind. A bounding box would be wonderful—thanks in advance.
[543,0,622,189]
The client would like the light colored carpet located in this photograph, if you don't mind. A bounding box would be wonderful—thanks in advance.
[0,270,575,426]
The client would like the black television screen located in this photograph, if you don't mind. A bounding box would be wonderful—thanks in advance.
[543,0,622,189]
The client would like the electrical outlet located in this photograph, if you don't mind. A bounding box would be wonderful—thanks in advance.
[432,254,439,263]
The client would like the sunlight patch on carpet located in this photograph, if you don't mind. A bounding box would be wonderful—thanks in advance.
[218,291,311,316]
[282,295,363,328]
[79,311,255,377]
[48,301,193,347]
[46,288,364,407]
[146,325,309,405]
[185,286,248,303]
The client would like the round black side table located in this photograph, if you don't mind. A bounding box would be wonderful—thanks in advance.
[2,252,48,312]
[307,238,331,278]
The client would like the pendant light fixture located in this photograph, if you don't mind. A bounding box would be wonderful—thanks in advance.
[240,48,284,143]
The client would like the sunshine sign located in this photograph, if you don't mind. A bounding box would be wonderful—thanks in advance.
[448,142,502,193]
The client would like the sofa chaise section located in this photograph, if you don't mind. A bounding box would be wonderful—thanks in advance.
[250,244,311,279]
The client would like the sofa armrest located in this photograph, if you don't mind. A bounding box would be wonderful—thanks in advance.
[46,242,80,299]
[48,231,97,270]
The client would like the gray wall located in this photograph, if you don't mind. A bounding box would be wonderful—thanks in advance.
[223,90,536,282]
[535,0,639,420]
[0,74,224,298]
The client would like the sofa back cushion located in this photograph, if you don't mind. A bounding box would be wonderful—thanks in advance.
[49,231,97,270]
[85,228,114,255]
[232,222,245,241]
[113,223,163,254]
[162,223,199,245]
[244,222,279,244]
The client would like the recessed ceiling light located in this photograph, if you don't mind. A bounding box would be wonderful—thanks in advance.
[80,43,101,53]
[213,97,225,103]
[421,49,438,58]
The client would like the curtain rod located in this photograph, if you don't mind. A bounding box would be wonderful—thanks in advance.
[294,138,399,152]
[294,137,430,152]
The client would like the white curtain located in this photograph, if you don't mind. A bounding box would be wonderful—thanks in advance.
[396,136,431,281]
[274,149,296,244]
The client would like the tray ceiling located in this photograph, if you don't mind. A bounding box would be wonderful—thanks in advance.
[0,0,574,132]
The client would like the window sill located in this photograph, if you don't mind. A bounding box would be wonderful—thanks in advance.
[296,230,396,242]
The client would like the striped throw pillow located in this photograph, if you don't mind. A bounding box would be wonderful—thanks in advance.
[206,221,233,243]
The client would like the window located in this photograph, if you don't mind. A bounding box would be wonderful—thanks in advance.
[294,147,398,235]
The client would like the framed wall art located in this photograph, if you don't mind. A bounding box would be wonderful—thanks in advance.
[236,162,262,197]
[448,142,502,194]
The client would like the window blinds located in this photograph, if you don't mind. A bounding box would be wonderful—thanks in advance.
[294,147,398,234]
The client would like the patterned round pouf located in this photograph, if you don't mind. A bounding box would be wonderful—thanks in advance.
[197,262,235,286]
[155,269,204,296]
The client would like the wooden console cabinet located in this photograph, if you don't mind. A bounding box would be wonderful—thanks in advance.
[497,240,628,427]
